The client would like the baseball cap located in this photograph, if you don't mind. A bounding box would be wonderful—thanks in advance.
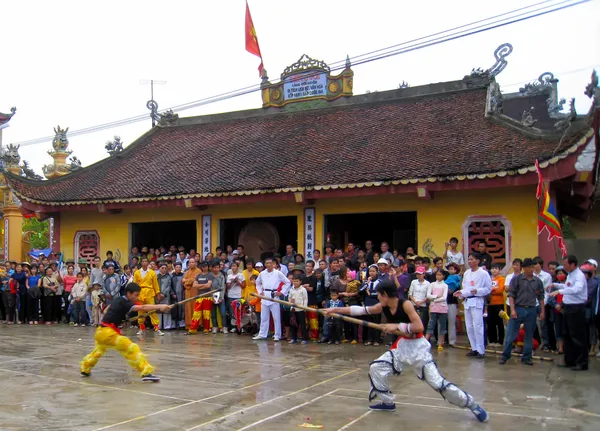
[586,258,598,267]
[232,250,239,255]
[415,266,426,274]
[377,258,389,265]
[255,262,264,268]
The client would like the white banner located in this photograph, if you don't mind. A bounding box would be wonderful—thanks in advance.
[304,208,315,261]
[202,215,212,259]
[284,72,327,101]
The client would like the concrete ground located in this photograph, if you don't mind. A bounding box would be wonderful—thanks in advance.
[0,326,599,431]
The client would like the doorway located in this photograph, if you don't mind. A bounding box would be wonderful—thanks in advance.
[130,220,197,254]
[324,212,417,255]
[220,216,298,261]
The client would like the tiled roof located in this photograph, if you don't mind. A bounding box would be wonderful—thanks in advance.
[5,86,585,205]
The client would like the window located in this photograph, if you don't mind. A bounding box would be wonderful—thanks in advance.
[74,231,100,264]
[462,216,512,270]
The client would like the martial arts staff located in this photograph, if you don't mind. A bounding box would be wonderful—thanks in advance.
[455,253,492,358]
[133,257,164,335]
[80,283,170,382]
[253,257,290,342]
[549,255,588,370]
[326,280,489,422]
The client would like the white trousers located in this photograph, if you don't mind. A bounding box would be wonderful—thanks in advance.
[369,338,473,408]
[447,304,457,345]
[258,301,281,339]
[465,306,485,354]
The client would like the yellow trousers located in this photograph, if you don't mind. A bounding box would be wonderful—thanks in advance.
[138,288,159,329]
[81,326,154,376]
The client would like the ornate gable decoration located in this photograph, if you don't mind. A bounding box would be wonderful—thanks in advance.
[260,54,353,109]
[0,107,16,129]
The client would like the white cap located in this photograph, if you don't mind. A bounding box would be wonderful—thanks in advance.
[255,262,264,268]
[586,258,598,267]
[377,258,389,265]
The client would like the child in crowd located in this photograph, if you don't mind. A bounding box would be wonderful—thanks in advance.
[91,282,103,327]
[247,274,261,330]
[409,266,430,330]
[288,275,309,344]
[282,273,294,340]
[71,272,88,326]
[26,265,41,325]
[323,289,343,344]
[426,270,449,351]
[445,263,461,347]
[488,263,506,347]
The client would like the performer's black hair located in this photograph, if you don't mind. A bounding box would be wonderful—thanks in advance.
[125,283,142,294]
[375,280,397,298]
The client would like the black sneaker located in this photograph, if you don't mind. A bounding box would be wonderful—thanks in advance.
[466,351,479,357]
[142,374,161,382]
[498,358,507,365]
[369,403,396,411]
[475,354,486,359]
[80,371,91,377]
[522,359,534,366]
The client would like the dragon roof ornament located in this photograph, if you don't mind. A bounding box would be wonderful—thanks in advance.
[464,43,513,86]
[281,54,330,80]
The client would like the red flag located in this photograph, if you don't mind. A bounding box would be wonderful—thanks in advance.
[245,1,264,77]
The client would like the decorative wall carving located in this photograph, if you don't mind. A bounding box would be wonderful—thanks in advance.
[74,231,100,264]
[462,216,512,271]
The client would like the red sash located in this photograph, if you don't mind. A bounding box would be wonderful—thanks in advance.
[391,333,424,349]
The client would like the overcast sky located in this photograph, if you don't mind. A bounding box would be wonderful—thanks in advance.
[1,0,599,175]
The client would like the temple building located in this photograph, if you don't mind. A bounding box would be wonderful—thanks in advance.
[3,46,600,268]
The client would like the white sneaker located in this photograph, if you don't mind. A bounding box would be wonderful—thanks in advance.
[136,330,143,336]
[252,335,266,340]
[273,337,280,342]
[212,327,218,334]
[230,328,237,333]
[155,329,165,336]
[223,328,229,334]
[73,323,78,327]
[81,324,86,327]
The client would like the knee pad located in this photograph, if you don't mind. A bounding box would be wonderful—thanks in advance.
[422,361,472,408]
[368,351,400,401]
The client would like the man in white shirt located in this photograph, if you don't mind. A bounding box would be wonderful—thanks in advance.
[533,256,553,350]
[549,255,588,370]
[253,258,290,342]
[455,253,492,358]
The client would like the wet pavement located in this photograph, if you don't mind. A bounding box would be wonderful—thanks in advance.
[0,325,599,430]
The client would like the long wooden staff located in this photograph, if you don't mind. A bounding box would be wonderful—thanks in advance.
[129,289,218,322]
[250,293,399,334]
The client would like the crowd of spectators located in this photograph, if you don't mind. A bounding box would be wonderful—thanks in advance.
[1,240,597,371]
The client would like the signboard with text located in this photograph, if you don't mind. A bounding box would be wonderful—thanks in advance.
[283,72,327,101]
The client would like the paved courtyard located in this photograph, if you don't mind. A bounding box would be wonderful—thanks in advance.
[0,326,599,431]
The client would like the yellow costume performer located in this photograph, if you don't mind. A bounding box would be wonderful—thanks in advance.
[80,287,165,382]
[133,265,160,330]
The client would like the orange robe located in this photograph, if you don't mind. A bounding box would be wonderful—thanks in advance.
[183,267,201,328]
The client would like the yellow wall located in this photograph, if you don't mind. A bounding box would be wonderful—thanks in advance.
[60,186,538,265]
[571,205,600,239]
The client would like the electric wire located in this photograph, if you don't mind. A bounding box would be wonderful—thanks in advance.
[12,0,590,147]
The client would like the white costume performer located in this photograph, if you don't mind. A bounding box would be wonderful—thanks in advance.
[460,267,492,355]
[254,267,290,341]
[328,280,489,422]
